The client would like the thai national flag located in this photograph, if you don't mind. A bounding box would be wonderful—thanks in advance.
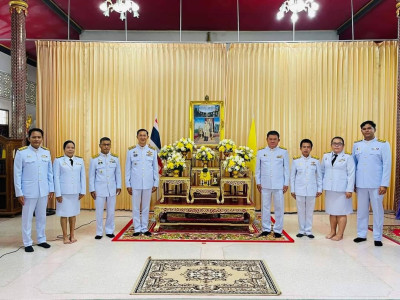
[149,117,163,175]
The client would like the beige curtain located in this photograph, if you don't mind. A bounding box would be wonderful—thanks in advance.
[36,41,397,211]
[226,42,398,211]
[36,42,227,209]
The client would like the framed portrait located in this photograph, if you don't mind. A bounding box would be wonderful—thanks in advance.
[189,100,224,147]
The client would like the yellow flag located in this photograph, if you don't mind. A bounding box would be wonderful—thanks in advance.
[247,119,257,173]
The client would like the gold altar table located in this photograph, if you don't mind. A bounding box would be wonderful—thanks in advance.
[159,176,191,203]
[220,177,252,204]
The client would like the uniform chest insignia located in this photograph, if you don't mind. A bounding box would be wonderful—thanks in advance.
[109,159,116,163]
[99,170,103,174]
[339,159,345,162]
[311,162,316,165]
[63,162,67,165]
[277,155,282,158]
[133,152,138,157]
[98,159,103,165]
[41,155,47,158]
[372,147,379,150]
[27,155,32,158]
[146,151,153,156]
[263,154,267,157]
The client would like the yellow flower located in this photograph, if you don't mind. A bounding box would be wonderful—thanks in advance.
[167,162,174,169]
[226,144,232,150]
[187,144,193,150]
[207,152,212,159]
[241,162,245,167]
[228,160,235,167]
[219,146,225,152]
[177,142,184,148]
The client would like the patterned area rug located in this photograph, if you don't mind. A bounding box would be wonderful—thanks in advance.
[113,214,294,243]
[368,225,400,245]
[132,258,281,296]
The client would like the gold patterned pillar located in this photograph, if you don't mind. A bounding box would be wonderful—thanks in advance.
[396,0,400,218]
[9,1,28,140]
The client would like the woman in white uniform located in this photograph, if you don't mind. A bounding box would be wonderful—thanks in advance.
[54,140,86,244]
[321,137,355,241]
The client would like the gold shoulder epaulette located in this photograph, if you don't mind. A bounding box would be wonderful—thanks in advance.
[41,146,49,151]
[279,146,287,150]
[324,151,331,154]
[293,155,301,160]
[92,153,100,159]
[75,155,83,158]
[111,153,118,157]
[345,151,352,155]
[377,139,386,143]
[311,155,319,160]
[18,146,28,151]
[128,145,136,150]
[148,145,156,150]
[56,155,63,158]
[354,139,362,143]
[258,147,265,150]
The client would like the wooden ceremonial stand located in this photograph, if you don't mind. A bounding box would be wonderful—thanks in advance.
[154,151,255,232]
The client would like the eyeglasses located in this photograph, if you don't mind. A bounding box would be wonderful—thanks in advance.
[331,143,343,146]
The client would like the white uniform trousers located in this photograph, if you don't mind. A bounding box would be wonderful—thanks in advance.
[95,195,116,236]
[261,188,284,234]
[132,189,152,233]
[22,196,48,247]
[296,196,316,235]
[356,188,384,241]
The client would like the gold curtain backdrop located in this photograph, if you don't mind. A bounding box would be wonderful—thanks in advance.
[36,41,397,211]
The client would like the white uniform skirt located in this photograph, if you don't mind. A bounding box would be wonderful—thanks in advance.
[56,194,80,217]
[325,191,353,216]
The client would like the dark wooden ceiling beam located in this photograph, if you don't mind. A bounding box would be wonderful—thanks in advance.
[41,0,83,35]
[337,0,383,35]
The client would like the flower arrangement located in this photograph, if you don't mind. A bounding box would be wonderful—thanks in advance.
[159,145,175,161]
[222,155,246,173]
[173,137,196,153]
[164,152,186,174]
[218,139,236,153]
[235,146,254,162]
[195,146,216,161]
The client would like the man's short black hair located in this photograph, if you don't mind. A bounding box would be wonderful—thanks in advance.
[300,139,313,148]
[28,128,44,138]
[99,137,111,144]
[267,130,280,139]
[63,140,75,150]
[360,120,376,129]
[331,136,345,145]
[137,129,149,136]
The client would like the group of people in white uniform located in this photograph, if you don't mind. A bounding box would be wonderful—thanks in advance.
[255,120,391,247]
[14,120,391,253]
[14,128,158,252]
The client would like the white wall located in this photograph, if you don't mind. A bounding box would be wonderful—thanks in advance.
[80,30,339,42]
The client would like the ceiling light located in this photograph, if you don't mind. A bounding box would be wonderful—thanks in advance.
[99,0,139,21]
[277,0,319,23]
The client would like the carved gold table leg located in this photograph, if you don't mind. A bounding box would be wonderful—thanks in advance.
[160,183,165,203]
[189,189,195,204]
[248,209,255,233]
[154,207,162,232]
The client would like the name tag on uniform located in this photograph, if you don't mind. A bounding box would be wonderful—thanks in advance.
[339,159,345,162]
[63,162,67,165]
[372,147,379,150]
[41,155,47,158]
[146,151,152,156]
[110,159,116,163]
[277,155,282,158]
[311,162,316,165]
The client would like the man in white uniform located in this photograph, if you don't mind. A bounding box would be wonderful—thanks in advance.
[352,120,391,247]
[89,137,121,239]
[290,139,322,238]
[256,131,289,238]
[125,129,159,237]
[14,128,54,252]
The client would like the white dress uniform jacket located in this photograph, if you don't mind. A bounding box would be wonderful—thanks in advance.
[352,138,391,188]
[89,153,121,196]
[14,145,54,198]
[255,146,289,189]
[125,145,159,190]
[290,155,322,196]
[321,151,355,193]
[53,155,86,197]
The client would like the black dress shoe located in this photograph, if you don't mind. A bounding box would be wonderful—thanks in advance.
[274,232,282,238]
[143,231,152,237]
[307,234,315,239]
[353,237,367,243]
[296,233,304,238]
[37,242,51,249]
[132,232,141,237]
[374,241,383,247]
[95,235,103,240]
[25,246,34,252]
[106,234,115,238]
[258,231,270,237]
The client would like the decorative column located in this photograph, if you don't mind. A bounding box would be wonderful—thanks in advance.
[9,1,28,140]
[396,0,400,219]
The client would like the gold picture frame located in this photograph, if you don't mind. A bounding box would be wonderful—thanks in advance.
[189,99,224,147]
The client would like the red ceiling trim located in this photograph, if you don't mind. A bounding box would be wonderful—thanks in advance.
[41,0,83,34]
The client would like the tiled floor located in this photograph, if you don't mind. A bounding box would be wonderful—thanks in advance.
[0,210,399,299]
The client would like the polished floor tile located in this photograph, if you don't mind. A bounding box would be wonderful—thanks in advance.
[0,210,399,299]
